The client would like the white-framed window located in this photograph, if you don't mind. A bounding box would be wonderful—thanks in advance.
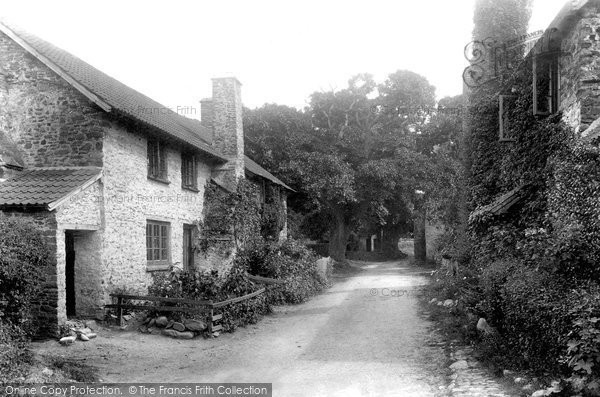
[146,220,170,271]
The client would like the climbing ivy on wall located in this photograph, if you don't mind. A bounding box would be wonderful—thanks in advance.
[454,48,600,392]
[197,180,261,255]
[197,179,285,256]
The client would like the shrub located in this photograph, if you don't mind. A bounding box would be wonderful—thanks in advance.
[477,258,519,328]
[562,284,600,395]
[236,238,328,304]
[0,319,32,384]
[499,268,569,373]
[0,216,49,335]
[149,238,327,333]
[149,263,270,333]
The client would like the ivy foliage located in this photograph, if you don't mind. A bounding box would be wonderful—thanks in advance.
[198,179,286,256]
[436,6,600,390]
[149,262,269,333]
[0,216,48,336]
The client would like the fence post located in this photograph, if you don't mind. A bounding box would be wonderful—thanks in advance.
[208,300,213,334]
[117,296,123,327]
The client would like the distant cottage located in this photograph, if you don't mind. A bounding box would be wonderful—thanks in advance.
[0,21,291,335]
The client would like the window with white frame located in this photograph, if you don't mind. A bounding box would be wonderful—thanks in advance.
[146,220,170,270]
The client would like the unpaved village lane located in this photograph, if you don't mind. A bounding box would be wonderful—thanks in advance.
[36,261,448,396]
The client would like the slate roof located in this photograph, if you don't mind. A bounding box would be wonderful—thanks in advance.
[0,20,225,162]
[469,185,526,223]
[582,116,600,141]
[0,167,101,208]
[245,156,293,191]
[0,132,24,169]
[0,21,293,200]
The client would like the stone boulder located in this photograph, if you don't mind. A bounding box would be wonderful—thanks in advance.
[449,360,468,370]
[476,318,496,335]
[155,316,168,327]
[59,336,76,345]
[172,322,186,332]
[184,319,207,332]
[316,257,332,281]
[162,329,194,339]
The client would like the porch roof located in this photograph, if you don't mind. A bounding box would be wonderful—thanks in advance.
[0,167,101,210]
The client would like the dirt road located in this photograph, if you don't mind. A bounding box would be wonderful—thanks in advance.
[35,260,448,396]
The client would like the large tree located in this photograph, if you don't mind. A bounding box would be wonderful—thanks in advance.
[245,71,457,261]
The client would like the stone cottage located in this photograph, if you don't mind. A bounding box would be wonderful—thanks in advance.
[468,0,600,217]
[0,21,291,335]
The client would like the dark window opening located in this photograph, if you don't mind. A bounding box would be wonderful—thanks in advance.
[181,154,198,190]
[148,140,168,181]
[533,54,559,116]
[499,95,517,142]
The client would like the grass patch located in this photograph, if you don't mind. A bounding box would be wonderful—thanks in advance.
[48,357,99,382]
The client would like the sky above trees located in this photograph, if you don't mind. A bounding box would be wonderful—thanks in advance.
[1,0,565,113]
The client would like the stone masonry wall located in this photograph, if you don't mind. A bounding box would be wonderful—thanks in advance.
[100,122,211,300]
[54,180,103,318]
[0,31,105,167]
[560,4,600,134]
[211,78,245,191]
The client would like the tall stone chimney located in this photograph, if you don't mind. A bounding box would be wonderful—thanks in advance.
[206,77,245,190]
[200,98,213,130]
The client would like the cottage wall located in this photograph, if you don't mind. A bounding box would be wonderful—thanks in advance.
[100,122,211,297]
[560,4,600,133]
[0,31,105,167]
[54,180,103,318]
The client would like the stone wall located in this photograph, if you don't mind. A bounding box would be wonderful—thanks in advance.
[0,31,105,167]
[560,4,600,134]
[54,180,103,318]
[210,78,245,191]
[100,121,211,298]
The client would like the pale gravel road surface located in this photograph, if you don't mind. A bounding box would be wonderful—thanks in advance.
[35,260,449,396]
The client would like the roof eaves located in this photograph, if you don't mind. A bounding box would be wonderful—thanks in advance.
[0,21,112,113]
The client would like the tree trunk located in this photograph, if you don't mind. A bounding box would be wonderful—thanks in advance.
[413,199,427,264]
[329,211,348,261]
[381,228,401,256]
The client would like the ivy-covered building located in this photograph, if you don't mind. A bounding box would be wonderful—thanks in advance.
[467,0,600,219]
[0,21,291,335]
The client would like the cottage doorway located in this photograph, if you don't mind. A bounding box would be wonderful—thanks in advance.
[65,230,76,317]
[183,224,195,271]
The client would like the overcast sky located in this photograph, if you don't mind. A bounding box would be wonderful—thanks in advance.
[1,0,566,117]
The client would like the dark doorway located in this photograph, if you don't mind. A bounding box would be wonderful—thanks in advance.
[65,231,76,317]
[183,225,194,272]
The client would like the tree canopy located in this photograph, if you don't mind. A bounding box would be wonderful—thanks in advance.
[244,70,461,260]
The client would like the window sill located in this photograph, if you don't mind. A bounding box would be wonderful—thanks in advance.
[148,176,170,185]
[146,262,171,272]
[182,185,199,193]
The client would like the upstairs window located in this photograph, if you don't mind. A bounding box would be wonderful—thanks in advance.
[533,53,559,116]
[146,220,170,270]
[148,140,167,182]
[181,153,198,191]
[499,95,517,142]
